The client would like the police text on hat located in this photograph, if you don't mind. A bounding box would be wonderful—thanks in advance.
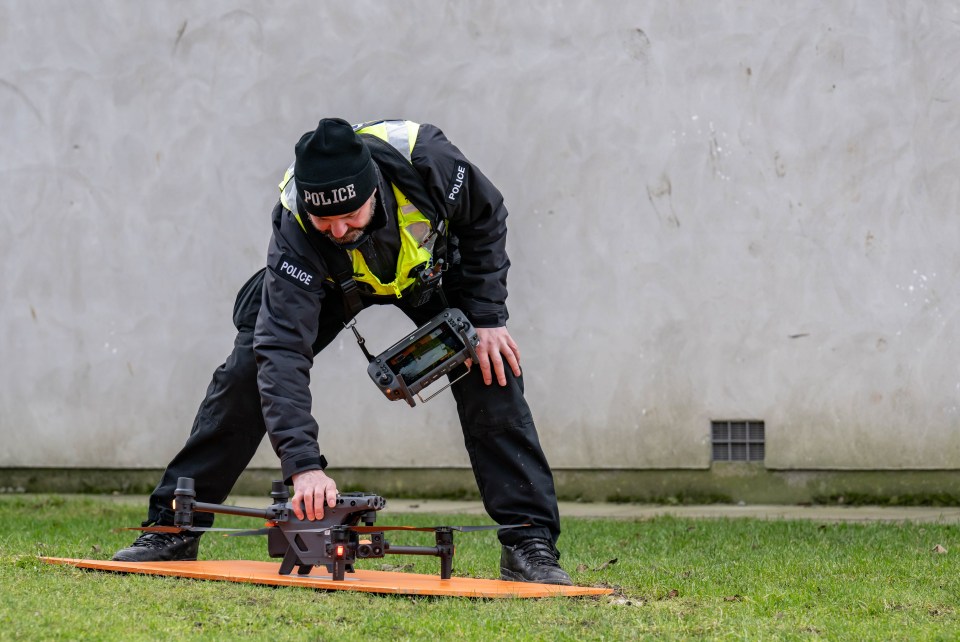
[294,118,377,217]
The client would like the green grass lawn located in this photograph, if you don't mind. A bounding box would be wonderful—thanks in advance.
[1,495,957,641]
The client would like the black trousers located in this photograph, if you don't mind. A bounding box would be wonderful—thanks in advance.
[146,269,561,546]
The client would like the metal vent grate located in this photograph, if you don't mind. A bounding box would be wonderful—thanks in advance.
[711,420,765,461]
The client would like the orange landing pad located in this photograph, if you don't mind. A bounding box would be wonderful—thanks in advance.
[41,557,612,598]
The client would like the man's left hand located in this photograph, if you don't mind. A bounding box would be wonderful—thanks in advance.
[473,326,522,386]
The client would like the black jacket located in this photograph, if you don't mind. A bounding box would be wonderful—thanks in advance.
[253,122,512,482]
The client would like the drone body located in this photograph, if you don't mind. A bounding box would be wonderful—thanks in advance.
[164,477,468,580]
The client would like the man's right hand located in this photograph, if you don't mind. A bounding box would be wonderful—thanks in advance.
[290,469,338,521]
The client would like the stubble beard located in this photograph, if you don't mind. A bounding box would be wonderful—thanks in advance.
[321,194,376,246]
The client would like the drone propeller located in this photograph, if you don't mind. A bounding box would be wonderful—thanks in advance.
[224,527,273,537]
[115,525,255,534]
[347,523,531,534]
[223,523,531,537]
[287,523,532,534]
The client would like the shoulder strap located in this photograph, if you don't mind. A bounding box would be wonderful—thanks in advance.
[360,133,450,240]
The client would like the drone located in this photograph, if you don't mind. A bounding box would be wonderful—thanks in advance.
[124,477,527,581]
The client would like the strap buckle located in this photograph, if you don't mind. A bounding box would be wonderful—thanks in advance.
[344,318,374,363]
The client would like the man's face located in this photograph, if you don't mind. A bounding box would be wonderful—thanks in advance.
[308,190,377,246]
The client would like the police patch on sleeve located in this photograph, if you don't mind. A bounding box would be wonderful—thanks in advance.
[274,254,318,289]
[446,163,468,204]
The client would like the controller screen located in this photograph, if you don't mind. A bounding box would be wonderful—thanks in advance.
[387,323,466,385]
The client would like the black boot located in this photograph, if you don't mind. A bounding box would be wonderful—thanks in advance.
[500,538,573,586]
[112,532,200,562]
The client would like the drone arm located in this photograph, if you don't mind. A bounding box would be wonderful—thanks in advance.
[191,501,280,521]
[173,477,288,528]
[382,544,441,556]
[384,528,455,580]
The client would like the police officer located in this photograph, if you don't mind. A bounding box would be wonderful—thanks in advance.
[113,118,571,585]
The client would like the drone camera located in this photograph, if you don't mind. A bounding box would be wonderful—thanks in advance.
[357,532,384,559]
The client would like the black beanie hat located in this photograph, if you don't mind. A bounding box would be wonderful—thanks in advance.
[294,118,377,217]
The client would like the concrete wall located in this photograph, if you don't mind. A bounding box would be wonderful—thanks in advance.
[2,1,958,474]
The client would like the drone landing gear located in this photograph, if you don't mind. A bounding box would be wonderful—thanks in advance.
[277,527,358,580]
[325,561,353,581]
[278,548,355,579]
[278,548,307,576]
